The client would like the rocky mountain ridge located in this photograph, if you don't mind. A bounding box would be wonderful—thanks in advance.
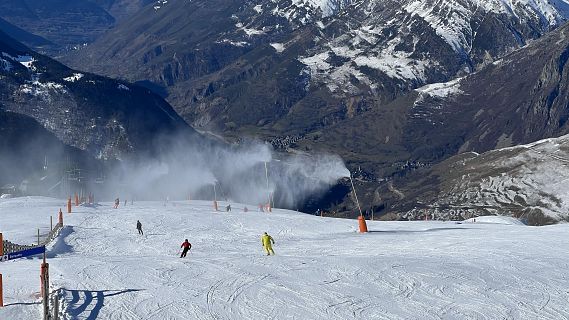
[67,0,569,129]
[0,30,193,160]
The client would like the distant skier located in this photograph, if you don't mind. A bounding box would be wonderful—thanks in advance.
[124,199,127,207]
[226,204,231,212]
[136,220,143,235]
[114,198,120,209]
[261,232,275,256]
[180,239,192,258]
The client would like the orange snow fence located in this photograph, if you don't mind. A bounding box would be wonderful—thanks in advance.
[358,215,368,233]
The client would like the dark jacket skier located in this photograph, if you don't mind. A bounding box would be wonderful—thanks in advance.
[136,220,143,235]
[180,239,192,258]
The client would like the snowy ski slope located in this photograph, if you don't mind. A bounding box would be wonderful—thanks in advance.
[1,197,569,319]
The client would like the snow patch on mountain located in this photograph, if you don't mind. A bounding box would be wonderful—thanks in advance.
[296,0,347,16]
[431,134,569,221]
[269,0,354,25]
[403,0,569,53]
[17,82,67,100]
[218,39,249,47]
[63,73,84,82]
[15,55,35,69]
[242,27,265,36]
[270,42,285,53]
[153,0,169,11]
[117,84,130,91]
[416,78,463,98]
[2,52,36,70]
[354,53,428,81]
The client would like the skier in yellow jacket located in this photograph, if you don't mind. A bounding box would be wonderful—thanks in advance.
[261,232,275,255]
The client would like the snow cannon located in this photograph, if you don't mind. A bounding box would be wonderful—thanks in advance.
[358,215,368,233]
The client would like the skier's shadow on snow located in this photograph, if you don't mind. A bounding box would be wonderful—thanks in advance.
[369,227,471,234]
[63,288,144,320]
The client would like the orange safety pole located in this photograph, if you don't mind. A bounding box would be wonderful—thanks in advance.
[213,200,218,211]
[75,193,79,206]
[0,233,3,256]
[58,209,63,225]
[0,273,3,307]
[358,215,368,233]
[67,197,72,213]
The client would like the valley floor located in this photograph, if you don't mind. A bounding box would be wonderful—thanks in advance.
[0,197,568,319]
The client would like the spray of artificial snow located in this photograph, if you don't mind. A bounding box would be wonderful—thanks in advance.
[0,130,349,209]
[102,134,349,208]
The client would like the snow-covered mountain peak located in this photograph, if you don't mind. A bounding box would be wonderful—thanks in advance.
[403,0,569,52]
[298,0,569,97]
[268,0,355,25]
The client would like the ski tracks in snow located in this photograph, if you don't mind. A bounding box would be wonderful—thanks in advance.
[3,200,569,319]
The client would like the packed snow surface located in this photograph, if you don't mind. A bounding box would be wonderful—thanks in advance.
[1,197,569,319]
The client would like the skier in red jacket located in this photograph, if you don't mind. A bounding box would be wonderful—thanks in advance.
[180,239,192,258]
